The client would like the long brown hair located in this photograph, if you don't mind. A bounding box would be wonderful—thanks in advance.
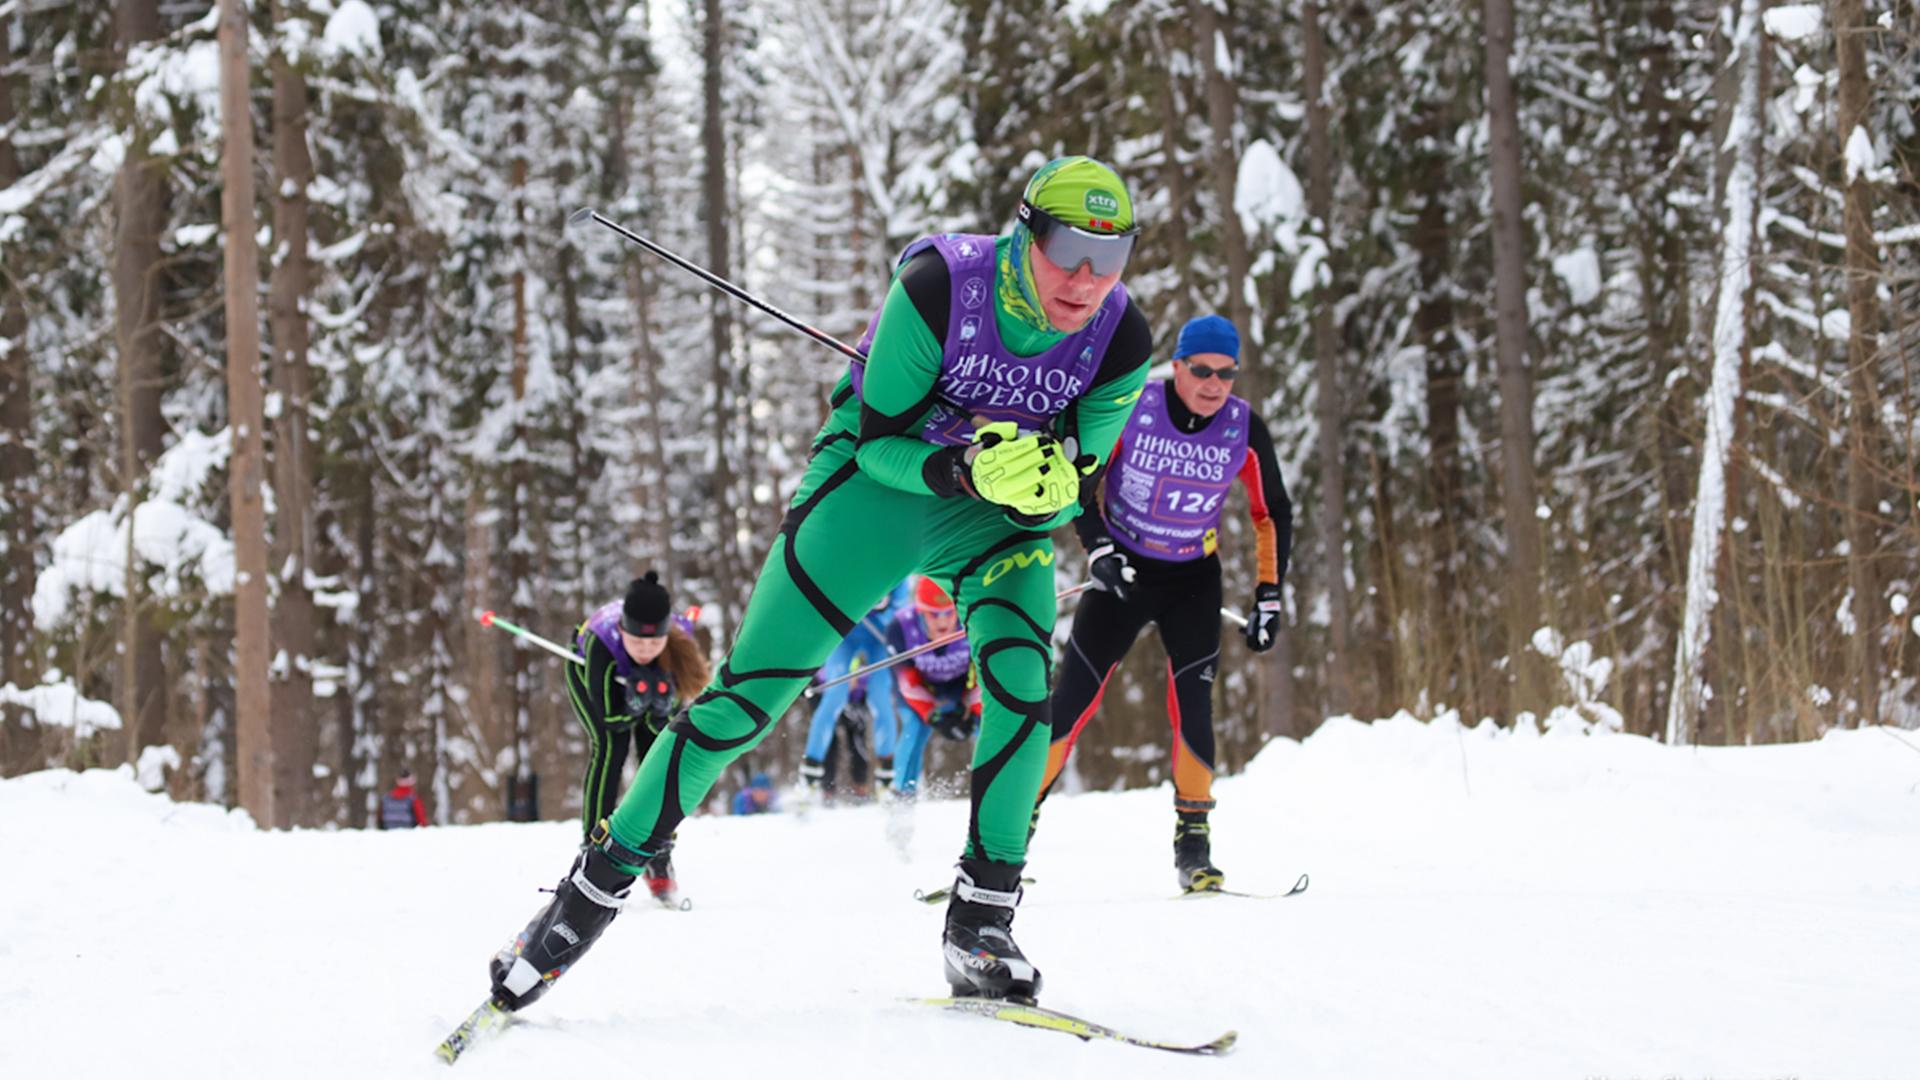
[659,624,712,702]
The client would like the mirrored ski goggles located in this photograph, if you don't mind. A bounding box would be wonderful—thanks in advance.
[1180,360,1239,381]
[1019,201,1137,277]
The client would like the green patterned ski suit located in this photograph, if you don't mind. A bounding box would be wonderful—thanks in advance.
[604,235,1151,866]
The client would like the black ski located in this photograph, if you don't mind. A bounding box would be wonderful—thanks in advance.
[911,996,1237,1055]
[434,997,512,1065]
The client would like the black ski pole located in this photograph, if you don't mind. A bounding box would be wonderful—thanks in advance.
[570,207,866,364]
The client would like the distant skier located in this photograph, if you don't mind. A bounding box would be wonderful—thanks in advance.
[567,572,711,902]
[1032,314,1292,893]
[378,769,428,829]
[817,683,876,800]
[800,582,909,797]
[887,575,981,797]
[729,773,777,815]
[484,156,1151,1012]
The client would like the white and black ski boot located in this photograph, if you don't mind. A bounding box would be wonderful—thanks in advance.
[799,756,826,789]
[1174,811,1224,893]
[942,858,1042,1001]
[488,828,642,1011]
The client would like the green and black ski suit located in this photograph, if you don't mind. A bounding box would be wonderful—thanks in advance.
[603,234,1151,866]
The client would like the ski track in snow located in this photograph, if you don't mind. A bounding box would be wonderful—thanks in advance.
[3,718,1916,1078]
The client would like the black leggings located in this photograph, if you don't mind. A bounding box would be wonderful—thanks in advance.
[1040,561,1223,813]
[565,661,665,841]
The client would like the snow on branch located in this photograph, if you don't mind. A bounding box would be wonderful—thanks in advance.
[0,681,122,738]
[31,429,237,630]
[1763,5,1824,43]
[0,128,109,221]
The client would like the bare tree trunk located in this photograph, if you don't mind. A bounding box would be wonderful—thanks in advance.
[1364,434,1404,707]
[1668,0,1765,746]
[1412,97,1477,715]
[0,22,36,771]
[1189,0,1294,731]
[462,482,497,815]
[634,258,674,572]
[1152,19,1194,309]
[621,64,676,578]
[1835,0,1882,726]
[219,0,275,825]
[115,0,169,770]
[1638,0,1694,736]
[507,107,533,800]
[1482,0,1547,718]
[269,0,318,825]
[1302,0,1354,718]
[703,0,741,637]
[347,473,377,824]
[1189,0,1261,376]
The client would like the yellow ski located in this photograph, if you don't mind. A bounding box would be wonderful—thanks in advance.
[911,996,1237,1055]
[434,998,512,1065]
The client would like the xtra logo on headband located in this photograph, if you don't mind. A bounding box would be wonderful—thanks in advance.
[1085,190,1121,220]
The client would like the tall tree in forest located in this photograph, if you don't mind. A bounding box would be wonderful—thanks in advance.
[0,18,34,759]
[1668,0,1766,746]
[702,0,742,634]
[1189,0,1294,732]
[606,6,675,576]
[269,0,318,825]
[113,0,169,766]
[218,0,274,823]
[506,37,535,808]
[1834,0,1882,726]
[1481,0,1546,716]
[1634,0,1697,730]
[1301,0,1353,717]
[1410,88,1476,712]
[1188,0,1261,377]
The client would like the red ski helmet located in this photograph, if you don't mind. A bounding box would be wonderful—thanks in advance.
[913,576,955,614]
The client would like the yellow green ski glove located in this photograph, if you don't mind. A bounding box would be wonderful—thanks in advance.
[963,421,1084,518]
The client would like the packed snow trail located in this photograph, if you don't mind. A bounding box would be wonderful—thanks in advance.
[3,717,1916,1079]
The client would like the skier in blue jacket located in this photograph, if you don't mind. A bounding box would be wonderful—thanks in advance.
[800,581,911,793]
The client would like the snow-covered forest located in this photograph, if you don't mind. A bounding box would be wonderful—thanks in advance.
[1,0,1916,828]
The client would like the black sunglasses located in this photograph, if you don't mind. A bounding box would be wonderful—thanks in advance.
[1019,200,1138,276]
[1180,359,1239,381]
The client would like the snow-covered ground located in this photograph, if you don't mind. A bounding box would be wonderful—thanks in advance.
[4,717,1917,1079]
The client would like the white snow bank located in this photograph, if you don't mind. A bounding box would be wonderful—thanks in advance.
[3,720,1916,1079]
[2,764,253,831]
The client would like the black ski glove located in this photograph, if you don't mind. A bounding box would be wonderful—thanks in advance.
[1085,540,1135,602]
[623,676,672,721]
[1243,583,1283,654]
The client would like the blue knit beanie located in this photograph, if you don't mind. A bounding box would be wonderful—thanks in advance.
[1173,314,1240,361]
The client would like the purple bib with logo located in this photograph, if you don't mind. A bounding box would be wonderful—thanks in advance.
[896,611,972,684]
[1102,381,1251,562]
[851,233,1127,446]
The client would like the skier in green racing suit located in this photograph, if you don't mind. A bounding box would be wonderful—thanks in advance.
[486,157,1153,1009]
